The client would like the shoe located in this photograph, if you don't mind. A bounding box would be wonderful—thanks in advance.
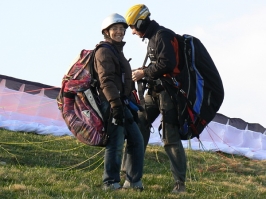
[172,181,185,193]
[122,180,144,191]
[102,182,121,191]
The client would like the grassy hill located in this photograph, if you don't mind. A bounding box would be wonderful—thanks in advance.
[0,128,265,199]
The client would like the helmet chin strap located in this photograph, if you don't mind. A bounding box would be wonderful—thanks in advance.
[104,33,110,39]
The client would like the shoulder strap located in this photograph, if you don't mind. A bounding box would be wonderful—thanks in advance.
[91,42,127,96]
[155,28,176,42]
[88,42,120,86]
[98,43,119,56]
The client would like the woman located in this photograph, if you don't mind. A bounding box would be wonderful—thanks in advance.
[94,13,144,191]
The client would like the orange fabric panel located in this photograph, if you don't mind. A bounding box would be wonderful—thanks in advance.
[164,37,180,78]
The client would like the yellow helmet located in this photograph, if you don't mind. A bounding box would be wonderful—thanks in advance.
[125,4,150,27]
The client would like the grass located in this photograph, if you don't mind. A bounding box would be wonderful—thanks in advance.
[0,128,265,199]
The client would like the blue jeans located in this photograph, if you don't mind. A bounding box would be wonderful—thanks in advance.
[101,101,144,184]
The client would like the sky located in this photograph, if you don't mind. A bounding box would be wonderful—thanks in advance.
[1,0,266,127]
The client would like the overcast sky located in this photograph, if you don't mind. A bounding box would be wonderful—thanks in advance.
[1,0,266,127]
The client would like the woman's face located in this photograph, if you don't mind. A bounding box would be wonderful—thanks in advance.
[106,24,125,42]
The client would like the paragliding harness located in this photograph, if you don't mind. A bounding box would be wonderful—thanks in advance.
[137,30,224,140]
[57,43,121,147]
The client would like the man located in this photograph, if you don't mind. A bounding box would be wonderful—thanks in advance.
[125,4,187,193]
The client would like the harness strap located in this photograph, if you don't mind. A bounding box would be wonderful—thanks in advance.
[136,51,149,119]
[137,50,148,100]
[179,88,207,138]
[63,92,76,99]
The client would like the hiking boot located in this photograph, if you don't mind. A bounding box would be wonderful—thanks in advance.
[102,182,121,191]
[172,181,185,193]
[122,180,144,191]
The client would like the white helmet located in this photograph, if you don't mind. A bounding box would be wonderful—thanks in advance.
[101,13,128,34]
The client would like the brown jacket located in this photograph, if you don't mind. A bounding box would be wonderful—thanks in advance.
[94,38,132,108]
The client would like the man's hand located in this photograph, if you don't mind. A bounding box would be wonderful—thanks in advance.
[132,69,145,81]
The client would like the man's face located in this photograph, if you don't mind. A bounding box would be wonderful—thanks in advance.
[129,25,144,38]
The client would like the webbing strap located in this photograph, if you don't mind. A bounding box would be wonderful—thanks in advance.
[137,80,145,105]
[63,92,76,99]
[137,51,149,107]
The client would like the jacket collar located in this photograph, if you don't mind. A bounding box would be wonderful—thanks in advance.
[143,20,160,40]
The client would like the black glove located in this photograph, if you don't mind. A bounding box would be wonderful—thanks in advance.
[112,106,125,126]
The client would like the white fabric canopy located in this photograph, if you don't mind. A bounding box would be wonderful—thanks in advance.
[149,117,266,160]
[1,74,266,160]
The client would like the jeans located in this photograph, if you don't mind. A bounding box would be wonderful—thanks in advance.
[101,101,144,184]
